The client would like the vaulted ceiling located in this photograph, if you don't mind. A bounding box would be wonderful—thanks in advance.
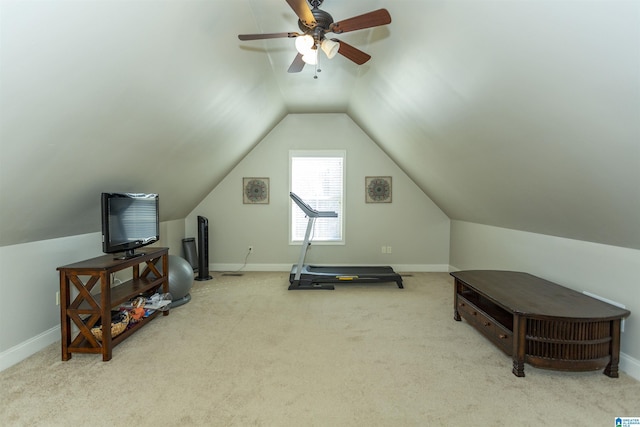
[1,0,639,250]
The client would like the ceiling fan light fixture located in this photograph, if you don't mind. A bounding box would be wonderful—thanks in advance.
[321,39,339,59]
[295,35,315,55]
[302,49,318,65]
[238,4,392,73]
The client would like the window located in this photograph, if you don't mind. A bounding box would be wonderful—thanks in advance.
[290,150,345,243]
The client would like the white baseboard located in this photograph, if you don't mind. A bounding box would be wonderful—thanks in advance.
[620,352,640,381]
[392,264,450,273]
[210,263,451,273]
[0,325,60,372]
[211,263,291,272]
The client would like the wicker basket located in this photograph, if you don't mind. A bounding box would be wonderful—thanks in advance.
[91,311,130,341]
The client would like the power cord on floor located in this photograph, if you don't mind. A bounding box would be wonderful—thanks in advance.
[218,247,252,276]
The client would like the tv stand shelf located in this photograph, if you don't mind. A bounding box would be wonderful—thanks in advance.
[58,247,169,361]
[451,270,630,377]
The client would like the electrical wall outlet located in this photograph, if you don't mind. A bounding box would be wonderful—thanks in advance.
[381,246,386,254]
[56,291,60,306]
[386,246,392,254]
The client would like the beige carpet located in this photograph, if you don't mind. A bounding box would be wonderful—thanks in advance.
[1,272,638,426]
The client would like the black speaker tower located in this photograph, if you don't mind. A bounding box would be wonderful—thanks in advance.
[195,216,213,281]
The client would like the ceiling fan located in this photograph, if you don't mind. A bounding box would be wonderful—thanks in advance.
[238,0,391,73]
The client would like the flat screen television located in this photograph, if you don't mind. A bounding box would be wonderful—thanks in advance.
[101,192,159,259]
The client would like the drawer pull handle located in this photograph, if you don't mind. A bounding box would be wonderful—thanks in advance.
[499,334,507,339]
[460,302,465,307]
[484,322,490,326]
[472,311,477,316]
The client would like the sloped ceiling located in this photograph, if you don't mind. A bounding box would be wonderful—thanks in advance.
[1,0,639,250]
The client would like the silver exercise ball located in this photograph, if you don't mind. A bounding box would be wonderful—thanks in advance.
[156,255,194,307]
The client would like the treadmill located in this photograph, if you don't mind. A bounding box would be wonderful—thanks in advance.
[288,192,403,290]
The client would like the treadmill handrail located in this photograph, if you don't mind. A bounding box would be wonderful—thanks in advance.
[290,192,338,218]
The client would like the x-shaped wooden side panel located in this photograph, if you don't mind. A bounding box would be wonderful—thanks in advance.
[67,274,102,347]
[69,313,102,348]
[140,257,162,280]
[69,275,100,311]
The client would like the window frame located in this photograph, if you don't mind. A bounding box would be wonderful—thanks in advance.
[289,149,346,245]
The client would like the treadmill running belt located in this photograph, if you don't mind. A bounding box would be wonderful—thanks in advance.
[289,264,403,290]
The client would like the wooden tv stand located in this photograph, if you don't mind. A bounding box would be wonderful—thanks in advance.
[58,247,169,361]
[451,270,630,377]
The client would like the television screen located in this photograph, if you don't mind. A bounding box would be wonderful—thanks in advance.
[101,192,159,259]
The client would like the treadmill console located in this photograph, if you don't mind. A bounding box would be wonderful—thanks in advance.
[289,192,337,218]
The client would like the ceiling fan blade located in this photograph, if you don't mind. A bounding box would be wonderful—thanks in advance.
[285,0,316,28]
[331,39,371,65]
[331,9,391,34]
[288,53,306,73]
[238,32,299,41]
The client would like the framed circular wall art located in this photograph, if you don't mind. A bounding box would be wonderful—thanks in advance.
[243,177,269,204]
[365,176,392,203]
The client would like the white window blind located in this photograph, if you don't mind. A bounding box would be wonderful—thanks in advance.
[290,151,344,242]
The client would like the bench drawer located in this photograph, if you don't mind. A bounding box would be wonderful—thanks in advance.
[457,295,513,355]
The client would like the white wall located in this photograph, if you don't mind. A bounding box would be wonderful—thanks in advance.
[450,220,640,379]
[0,219,185,371]
[186,113,451,272]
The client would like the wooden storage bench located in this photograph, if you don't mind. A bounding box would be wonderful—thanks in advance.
[451,270,630,377]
